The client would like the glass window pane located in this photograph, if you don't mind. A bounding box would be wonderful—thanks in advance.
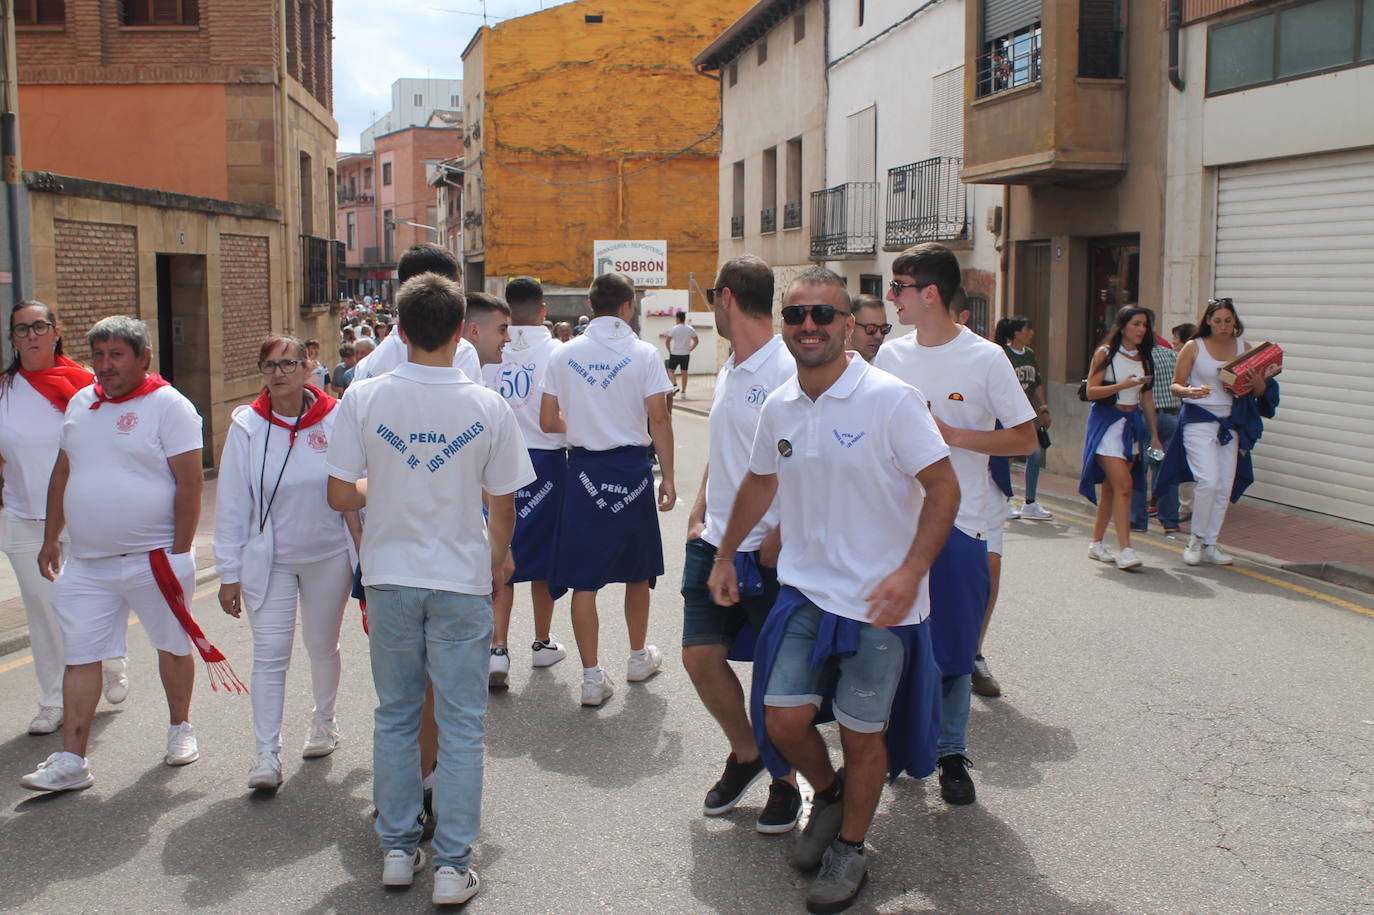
[1278,0,1356,76]
[1208,15,1276,92]
[1362,0,1374,59]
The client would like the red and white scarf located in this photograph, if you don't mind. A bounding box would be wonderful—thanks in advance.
[149,548,247,694]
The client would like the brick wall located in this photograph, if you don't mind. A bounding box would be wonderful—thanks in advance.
[53,220,139,365]
[220,234,272,379]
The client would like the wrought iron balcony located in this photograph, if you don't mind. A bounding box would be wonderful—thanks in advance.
[760,208,776,234]
[783,201,802,230]
[809,183,877,260]
[885,157,968,249]
[730,216,744,239]
[1078,28,1123,79]
[976,29,1042,98]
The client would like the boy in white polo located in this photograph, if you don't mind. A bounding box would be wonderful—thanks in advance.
[874,243,1038,806]
[22,316,207,793]
[539,272,675,708]
[708,267,959,913]
[327,274,534,906]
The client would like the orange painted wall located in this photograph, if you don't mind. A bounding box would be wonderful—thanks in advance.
[478,0,751,290]
[20,84,229,200]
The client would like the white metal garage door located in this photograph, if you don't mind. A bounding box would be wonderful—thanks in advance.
[1214,147,1374,525]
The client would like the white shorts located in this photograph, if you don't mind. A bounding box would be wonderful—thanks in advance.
[985,514,1005,556]
[1094,426,1138,461]
[53,552,195,664]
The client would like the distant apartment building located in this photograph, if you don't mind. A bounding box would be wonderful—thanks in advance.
[360,78,464,152]
[17,0,341,463]
[460,0,752,306]
[1161,0,1374,525]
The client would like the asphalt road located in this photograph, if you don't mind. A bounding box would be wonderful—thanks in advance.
[0,410,1371,914]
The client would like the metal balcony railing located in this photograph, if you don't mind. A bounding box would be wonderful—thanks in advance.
[730,216,744,239]
[809,183,877,259]
[783,201,802,229]
[1079,28,1124,79]
[885,156,968,248]
[761,208,776,234]
[976,29,1042,98]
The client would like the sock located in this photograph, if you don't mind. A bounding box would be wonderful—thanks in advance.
[535,637,553,647]
[629,647,649,661]
[836,836,865,852]
[583,665,603,681]
[1025,499,1035,504]
[62,751,87,765]
[1090,540,1102,548]
[422,772,435,791]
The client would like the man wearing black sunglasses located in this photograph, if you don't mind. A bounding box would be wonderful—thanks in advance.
[708,266,959,912]
[846,293,892,364]
[875,243,1039,808]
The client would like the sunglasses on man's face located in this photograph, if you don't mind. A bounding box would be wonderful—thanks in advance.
[857,322,893,337]
[781,304,850,326]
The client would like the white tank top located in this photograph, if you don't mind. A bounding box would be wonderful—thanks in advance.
[1189,337,1244,411]
[1111,349,1143,406]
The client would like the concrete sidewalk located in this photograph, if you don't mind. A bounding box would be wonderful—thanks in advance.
[0,475,221,657]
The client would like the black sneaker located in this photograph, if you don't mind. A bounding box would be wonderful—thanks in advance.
[703,753,766,816]
[790,770,846,870]
[756,778,803,834]
[419,786,436,841]
[938,754,976,806]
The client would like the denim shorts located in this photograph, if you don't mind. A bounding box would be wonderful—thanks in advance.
[680,538,778,647]
[763,602,904,734]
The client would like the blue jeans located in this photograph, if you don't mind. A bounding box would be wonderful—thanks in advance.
[1023,446,1043,502]
[366,584,492,870]
[937,674,973,757]
[1131,410,1180,530]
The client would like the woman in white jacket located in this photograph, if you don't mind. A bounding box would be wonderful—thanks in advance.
[215,335,359,790]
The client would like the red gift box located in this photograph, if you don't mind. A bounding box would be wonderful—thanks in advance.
[1218,341,1283,394]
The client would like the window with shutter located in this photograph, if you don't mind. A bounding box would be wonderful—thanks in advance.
[17,0,66,25]
[982,0,1040,43]
[123,0,199,25]
[846,106,877,184]
[1079,0,1123,78]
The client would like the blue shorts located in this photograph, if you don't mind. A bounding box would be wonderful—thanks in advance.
[764,602,904,734]
[928,528,990,678]
[510,448,566,586]
[550,446,664,591]
[680,538,778,648]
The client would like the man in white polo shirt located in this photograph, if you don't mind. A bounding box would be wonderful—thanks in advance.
[683,255,802,834]
[351,244,481,384]
[327,273,533,906]
[485,277,569,687]
[875,243,1038,807]
[22,316,207,793]
[708,267,959,913]
[660,310,699,397]
[540,272,675,708]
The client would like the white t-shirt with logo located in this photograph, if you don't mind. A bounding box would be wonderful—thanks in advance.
[540,316,673,450]
[748,355,950,625]
[486,325,566,451]
[326,363,535,595]
[61,384,204,559]
[665,323,698,356]
[351,330,481,384]
[875,327,1036,538]
[0,375,70,520]
[213,402,351,582]
[702,335,796,552]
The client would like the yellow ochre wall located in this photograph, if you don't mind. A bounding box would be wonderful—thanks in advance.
[476,0,751,291]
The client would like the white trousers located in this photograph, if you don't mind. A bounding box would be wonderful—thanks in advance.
[3,512,65,709]
[1183,423,1239,545]
[247,551,351,755]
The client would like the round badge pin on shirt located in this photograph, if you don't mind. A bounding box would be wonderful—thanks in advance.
[778,439,793,458]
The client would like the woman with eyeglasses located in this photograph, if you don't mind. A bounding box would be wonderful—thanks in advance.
[214,335,360,790]
[1166,298,1270,566]
[995,316,1052,521]
[0,302,132,735]
[1078,306,1163,570]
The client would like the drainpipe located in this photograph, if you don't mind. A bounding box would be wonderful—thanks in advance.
[998,184,1010,320]
[1168,0,1185,92]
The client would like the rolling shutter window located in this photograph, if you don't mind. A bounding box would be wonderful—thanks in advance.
[930,67,965,157]
[846,106,877,183]
[983,0,1041,42]
[1213,147,1374,524]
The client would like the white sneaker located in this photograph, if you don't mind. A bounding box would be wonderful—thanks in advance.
[1203,544,1234,565]
[530,636,567,668]
[21,751,93,792]
[433,865,481,905]
[28,706,64,735]
[1006,500,1021,520]
[381,848,425,887]
[1087,541,1115,563]
[626,644,662,682]
[302,720,340,758]
[165,721,200,766]
[488,646,510,688]
[1020,501,1053,521]
[1183,535,1202,566]
[1115,548,1143,570]
[247,752,282,790]
[103,661,129,705]
[580,673,615,707]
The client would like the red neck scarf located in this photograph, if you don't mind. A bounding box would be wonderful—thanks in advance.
[89,373,170,410]
[16,355,95,412]
[148,549,247,695]
[249,385,336,444]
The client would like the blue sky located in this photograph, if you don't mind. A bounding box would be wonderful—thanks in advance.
[332,0,578,151]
